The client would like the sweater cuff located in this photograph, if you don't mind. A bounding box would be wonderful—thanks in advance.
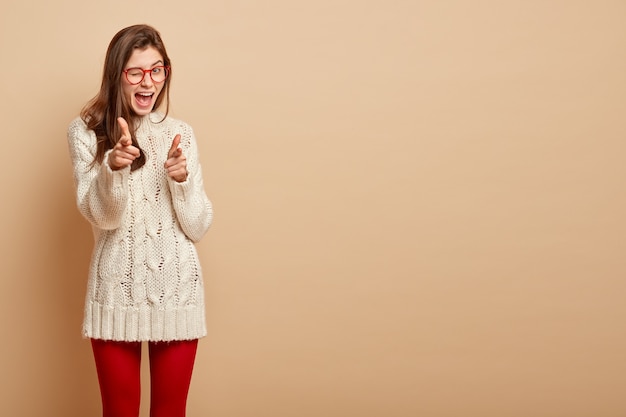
[103,149,131,188]
[168,176,192,201]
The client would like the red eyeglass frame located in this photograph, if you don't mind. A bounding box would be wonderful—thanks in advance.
[122,66,171,85]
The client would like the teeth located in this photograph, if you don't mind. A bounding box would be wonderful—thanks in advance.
[138,93,153,96]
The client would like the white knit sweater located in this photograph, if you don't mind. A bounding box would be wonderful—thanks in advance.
[67,113,213,341]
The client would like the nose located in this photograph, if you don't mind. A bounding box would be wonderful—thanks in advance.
[141,71,154,87]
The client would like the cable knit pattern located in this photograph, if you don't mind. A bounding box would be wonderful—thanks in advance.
[67,113,213,341]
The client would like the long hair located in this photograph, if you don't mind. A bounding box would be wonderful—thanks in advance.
[81,24,172,171]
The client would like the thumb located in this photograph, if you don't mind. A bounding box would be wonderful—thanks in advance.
[117,117,132,146]
[168,134,182,158]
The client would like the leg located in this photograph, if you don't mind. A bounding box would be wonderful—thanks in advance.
[91,339,142,417]
[148,339,198,417]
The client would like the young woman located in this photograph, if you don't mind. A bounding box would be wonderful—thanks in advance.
[67,24,213,417]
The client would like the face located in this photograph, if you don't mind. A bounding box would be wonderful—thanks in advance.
[122,46,166,116]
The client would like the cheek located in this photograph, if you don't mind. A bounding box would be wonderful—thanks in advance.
[153,84,166,103]
[121,84,135,103]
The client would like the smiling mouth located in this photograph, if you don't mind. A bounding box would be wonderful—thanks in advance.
[135,92,154,107]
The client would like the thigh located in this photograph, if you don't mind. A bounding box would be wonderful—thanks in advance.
[149,339,198,417]
[91,339,142,417]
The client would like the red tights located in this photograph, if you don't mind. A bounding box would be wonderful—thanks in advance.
[91,338,198,417]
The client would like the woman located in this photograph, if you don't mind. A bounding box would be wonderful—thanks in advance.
[67,24,213,417]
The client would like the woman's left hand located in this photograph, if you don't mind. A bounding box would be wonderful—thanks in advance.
[164,134,188,182]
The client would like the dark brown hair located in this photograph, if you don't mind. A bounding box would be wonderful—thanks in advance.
[81,24,172,171]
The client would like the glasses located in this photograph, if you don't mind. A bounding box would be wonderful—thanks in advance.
[123,66,170,85]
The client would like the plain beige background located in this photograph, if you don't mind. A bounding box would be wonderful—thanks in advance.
[1,0,625,416]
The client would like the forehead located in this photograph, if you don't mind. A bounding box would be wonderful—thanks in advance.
[125,46,164,68]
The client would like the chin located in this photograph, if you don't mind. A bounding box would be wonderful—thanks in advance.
[132,107,153,116]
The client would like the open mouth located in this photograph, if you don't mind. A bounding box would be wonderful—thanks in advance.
[135,92,154,107]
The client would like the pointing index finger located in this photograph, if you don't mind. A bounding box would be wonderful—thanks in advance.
[168,134,182,158]
[117,117,132,145]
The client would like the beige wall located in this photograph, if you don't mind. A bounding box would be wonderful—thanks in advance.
[1,1,625,416]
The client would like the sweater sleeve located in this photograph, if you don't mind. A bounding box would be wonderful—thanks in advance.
[167,124,213,243]
[67,117,130,230]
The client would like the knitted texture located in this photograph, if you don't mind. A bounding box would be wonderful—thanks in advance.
[67,113,213,341]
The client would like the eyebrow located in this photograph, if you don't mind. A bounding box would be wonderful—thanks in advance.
[127,60,164,69]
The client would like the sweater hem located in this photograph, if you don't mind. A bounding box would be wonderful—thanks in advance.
[83,301,207,342]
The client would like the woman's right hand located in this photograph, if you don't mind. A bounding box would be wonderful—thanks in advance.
[108,117,140,170]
